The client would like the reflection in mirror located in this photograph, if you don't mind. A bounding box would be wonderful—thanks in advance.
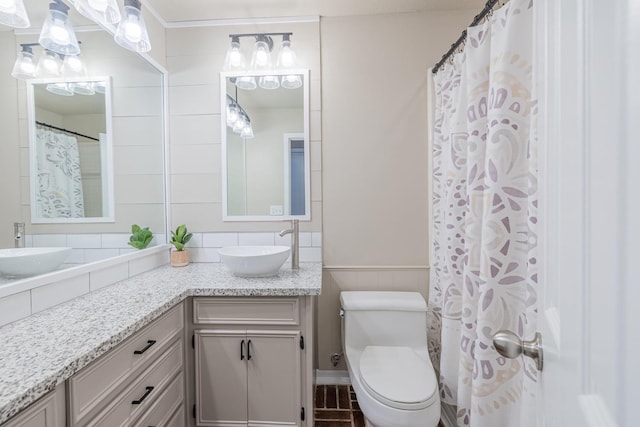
[221,70,310,221]
[27,77,114,223]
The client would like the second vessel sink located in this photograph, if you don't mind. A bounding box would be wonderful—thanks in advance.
[0,247,72,278]
[218,246,291,277]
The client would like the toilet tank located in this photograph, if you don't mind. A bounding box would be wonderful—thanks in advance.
[340,291,428,351]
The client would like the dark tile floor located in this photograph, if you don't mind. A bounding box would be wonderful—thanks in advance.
[314,384,364,427]
[314,384,444,427]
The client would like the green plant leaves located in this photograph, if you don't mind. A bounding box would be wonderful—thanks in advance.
[170,224,192,251]
[128,224,153,249]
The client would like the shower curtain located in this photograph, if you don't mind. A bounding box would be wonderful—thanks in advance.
[428,0,537,426]
[35,128,85,218]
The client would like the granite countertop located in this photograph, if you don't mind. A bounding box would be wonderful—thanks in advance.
[0,263,322,425]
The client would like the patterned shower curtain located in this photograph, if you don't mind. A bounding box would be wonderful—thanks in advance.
[428,0,537,426]
[35,128,85,218]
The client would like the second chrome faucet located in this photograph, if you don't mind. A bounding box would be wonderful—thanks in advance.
[279,220,299,270]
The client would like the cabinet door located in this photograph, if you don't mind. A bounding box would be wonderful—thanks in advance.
[4,385,65,427]
[195,330,248,426]
[246,330,301,427]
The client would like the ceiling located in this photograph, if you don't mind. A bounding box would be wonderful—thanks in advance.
[21,0,485,28]
[146,0,485,24]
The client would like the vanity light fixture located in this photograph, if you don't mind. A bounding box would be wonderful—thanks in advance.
[70,0,121,26]
[226,93,254,139]
[114,0,151,53]
[39,0,81,56]
[13,42,96,97]
[11,44,37,79]
[0,0,30,28]
[225,32,299,90]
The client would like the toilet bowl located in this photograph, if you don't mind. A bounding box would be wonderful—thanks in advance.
[340,291,440,427]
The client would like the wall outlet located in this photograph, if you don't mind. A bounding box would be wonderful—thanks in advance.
[270,205,284,215]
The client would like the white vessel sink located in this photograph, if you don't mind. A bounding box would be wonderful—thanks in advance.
[0,247,72,278]
[218,246,291,277]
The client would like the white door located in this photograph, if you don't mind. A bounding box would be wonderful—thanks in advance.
[534,0,640,426]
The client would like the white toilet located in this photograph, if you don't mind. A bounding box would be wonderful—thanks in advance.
[340,291,441,427]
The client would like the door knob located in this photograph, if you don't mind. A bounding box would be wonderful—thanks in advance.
[493,330,543,371]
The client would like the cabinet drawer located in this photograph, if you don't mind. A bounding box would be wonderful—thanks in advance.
[193,298,299,325]
[89,339,184,427]
[165,406,184,427]
[133,372,183,427]
[68,303,184,425]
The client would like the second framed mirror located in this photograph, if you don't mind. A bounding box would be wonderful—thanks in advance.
[221,69,310,221]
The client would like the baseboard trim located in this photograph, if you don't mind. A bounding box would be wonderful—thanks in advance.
[315,369,351,385]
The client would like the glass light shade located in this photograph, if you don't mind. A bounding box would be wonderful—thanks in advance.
[36,51,62,78]
[62,54,85,76]
[46,82,74,96]
[0,0,30,28]
[224,39,245,71]
[39,3,81,56]
[71,0,121,25]
[93,80,106,93]
[11,49,36,79]
[233,115,246,133]
[276,39,297,68]
[240,125,254,139]
[226,104,239,127]
[281,74,302,89]
[235,76,257,90]
[61,55,95,95]
[250,39,272,70]
[114,0,151,53]
[71,81,95,95]
[259,75,280,90]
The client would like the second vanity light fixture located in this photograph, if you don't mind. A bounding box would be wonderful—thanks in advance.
[224,32,302,90]
[12,42,98,96]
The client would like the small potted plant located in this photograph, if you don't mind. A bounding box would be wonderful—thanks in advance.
[170,224,192,267]
[128,224,153,249]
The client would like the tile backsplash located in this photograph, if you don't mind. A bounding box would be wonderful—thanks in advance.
[0,231,322,328]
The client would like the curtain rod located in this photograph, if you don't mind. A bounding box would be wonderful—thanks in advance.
[36,121,100,142]
[432,0,501,74]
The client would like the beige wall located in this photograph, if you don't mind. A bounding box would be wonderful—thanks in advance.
[316,10,477,370]
[0,32,22,248]
[166,22,322,233]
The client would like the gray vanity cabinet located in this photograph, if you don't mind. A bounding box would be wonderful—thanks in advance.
[67,302,185,426]
[2,385,65,427]
[192,297,311,427]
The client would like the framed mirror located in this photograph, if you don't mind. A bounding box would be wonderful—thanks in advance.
[221,69,310,221]
[27,77,114,223]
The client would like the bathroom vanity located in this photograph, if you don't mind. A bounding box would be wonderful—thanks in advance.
[0,263,321,427]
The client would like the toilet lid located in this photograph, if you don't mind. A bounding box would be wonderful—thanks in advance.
[359,346,438,411]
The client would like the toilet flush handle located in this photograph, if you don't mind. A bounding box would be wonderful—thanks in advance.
[493,330,543,371]
[339,309,345,318]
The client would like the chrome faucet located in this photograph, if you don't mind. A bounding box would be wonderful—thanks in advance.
[14,222,25,248]
[279,220,299,270]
